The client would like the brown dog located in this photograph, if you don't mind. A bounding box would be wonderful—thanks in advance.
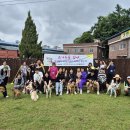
[0,86,5,93]
[12,88,21,98]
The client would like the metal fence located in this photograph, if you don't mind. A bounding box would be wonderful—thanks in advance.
[0,58,129,82]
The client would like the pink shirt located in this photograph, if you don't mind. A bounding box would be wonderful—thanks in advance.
[49,66,58,79]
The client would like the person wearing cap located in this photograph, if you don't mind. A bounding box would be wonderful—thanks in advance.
[124,76,130,96]
[107,74,121,96]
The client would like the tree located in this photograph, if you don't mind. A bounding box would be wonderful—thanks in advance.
[19,11,42,58]
[74,4,130,43]
[92,4,130,41]
[74,31,94,43]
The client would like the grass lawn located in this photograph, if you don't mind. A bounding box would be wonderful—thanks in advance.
[0,84,130,130]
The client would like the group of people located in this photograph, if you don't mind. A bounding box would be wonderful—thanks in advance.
[0,59,130,98]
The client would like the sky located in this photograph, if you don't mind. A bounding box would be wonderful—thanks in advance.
[0,0,130,48]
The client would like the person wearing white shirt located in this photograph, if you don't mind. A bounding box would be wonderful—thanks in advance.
[33,69,44,93]
[1,61,11,85]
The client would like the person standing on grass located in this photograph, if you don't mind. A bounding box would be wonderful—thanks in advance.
[20,62,29,84]
[1,61,11,86]
[55,68,65,96]
[107,61,116,84]
[0,66,8,98]
[48,62,58,86]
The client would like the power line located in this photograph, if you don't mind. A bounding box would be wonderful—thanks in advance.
[0,0,57,6]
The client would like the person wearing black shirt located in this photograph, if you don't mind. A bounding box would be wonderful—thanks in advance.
[44,72,52,94]
[66,69,76,94]
[124,76,130,96]
[55,68,65,96]
[87,69,100,95]
[0,67,8,98]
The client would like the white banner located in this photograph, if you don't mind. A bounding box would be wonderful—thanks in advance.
[44,54,93,66]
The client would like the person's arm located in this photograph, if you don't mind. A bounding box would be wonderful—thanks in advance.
[48,66,51,72]
[107,62,111,69]
[124,81,128,89]
[33,74,36,83]
[14,78,20,88]
[7,65,11,77]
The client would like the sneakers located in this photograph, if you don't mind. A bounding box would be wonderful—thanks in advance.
[66,91,69,94]
[74,91,77,95]
[60,92,62,96]
[6,96,9,98]
[97,91,100,95]
[80,89,82,94]
[87,90,90,94]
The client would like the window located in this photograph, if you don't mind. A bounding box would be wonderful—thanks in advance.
[89,48,93,53]
[74,48,79,53]
[110,46,116,51]
[66,49,70,53]
[119,43,126,50]
[80,49,84,52]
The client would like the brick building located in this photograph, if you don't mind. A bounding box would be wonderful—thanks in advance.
[63,42,103,59]
[108,28,130,59]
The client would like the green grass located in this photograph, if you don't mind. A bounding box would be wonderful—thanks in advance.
[0,84,130,130]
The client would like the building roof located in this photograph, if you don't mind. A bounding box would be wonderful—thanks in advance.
[0,40,19,50]
[42,48,65,54]
[0,40,65,54]
[106,27,130,41]
[63,42,100,46]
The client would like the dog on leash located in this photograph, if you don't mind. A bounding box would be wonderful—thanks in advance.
[0,86,5,93]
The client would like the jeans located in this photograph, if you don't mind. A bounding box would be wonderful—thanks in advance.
[55,82,63,95]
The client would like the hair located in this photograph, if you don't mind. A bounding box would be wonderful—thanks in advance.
[113,78,121,84]
[52,62,56,66]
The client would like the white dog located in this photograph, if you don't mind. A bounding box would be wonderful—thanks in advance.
[30,89,39,101]
[45,81,53,98]
[106,83,117,98]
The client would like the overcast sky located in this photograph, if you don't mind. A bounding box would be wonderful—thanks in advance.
[0,0,130,47]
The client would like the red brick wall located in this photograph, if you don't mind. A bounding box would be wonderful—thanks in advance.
[0,50,18,58]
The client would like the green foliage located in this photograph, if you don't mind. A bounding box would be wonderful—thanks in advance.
[74,4,130,43]
[19,11,42,58]
[74,31,94,44]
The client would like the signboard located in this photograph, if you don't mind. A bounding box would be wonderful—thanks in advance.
[44,54,93,66]
[121,30,130,40]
